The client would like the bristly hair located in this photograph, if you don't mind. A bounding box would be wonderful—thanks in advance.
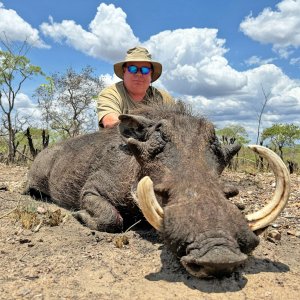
[127,100,201,122]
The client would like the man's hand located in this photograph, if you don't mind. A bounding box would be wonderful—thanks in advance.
[102,113,120,128]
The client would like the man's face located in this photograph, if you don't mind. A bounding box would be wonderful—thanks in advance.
[123,61,152,98]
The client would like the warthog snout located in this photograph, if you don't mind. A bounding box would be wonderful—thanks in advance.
[181,247,248,278]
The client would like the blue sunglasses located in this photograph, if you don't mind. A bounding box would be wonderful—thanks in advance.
[127,65,152,75]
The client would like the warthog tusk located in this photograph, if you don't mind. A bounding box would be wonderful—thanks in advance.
[136,176,164,231]
[246,145,290,231]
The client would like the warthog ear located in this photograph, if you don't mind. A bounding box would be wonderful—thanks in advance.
[118,115,154,141]
[213,142,241,174]
[223,143,241,164]
[217,143,241,173]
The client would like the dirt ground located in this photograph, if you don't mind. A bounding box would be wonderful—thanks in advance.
[0,163,299,300]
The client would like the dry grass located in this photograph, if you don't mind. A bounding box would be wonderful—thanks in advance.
[11,201,65,231]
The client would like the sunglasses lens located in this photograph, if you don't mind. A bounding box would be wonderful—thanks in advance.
[127,65,138,74]
[127,65,151,75]
[140,67,151,75]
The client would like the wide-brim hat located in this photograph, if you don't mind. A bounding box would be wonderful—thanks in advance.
[114,46,162,82]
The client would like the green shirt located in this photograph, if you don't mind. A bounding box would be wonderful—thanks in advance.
[97,81,174,126]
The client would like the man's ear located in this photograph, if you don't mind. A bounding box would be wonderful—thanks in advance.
[118,115,154,141]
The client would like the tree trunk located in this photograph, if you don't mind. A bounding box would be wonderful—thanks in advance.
[25,127,38,158]
[7,114,14,163]
[42,129,49,149]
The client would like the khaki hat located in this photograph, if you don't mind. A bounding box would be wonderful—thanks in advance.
[114,47,162,82]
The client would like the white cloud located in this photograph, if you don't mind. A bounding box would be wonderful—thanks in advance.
[245,55,276,66]
[240,0,300,58]
[0,92,41,124]
[39,4,248,99]
[0,2,49,48]
[40,3,139,62]
[99,73,119,87]
[242,65,300,122]
[178,63,300,142]
[14,93,36,109]
[14,93,41,120]
[290,57,300,67]
[144,28,247,97]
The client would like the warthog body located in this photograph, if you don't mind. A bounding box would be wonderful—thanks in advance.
[26,103,289,278]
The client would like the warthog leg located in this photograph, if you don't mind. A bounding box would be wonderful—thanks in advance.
[73,194,123,233]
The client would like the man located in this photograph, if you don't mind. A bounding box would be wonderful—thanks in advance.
[97,46,174,128]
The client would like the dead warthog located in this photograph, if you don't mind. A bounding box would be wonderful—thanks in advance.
[26,103,290,278]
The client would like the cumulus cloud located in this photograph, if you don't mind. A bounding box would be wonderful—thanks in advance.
[144,28,247,97]
[182,63,300,138]
[40,3,139,62]
[241,65,300,122]
[39,4,247,98]
[0,2,48,48]
[41,3,248,98]
[240,0,300,58]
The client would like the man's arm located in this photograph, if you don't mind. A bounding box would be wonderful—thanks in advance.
[97,84,123,128]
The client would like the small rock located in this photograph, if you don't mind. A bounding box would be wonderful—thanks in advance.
[18,238,31,244]
[287,230,300,237]
[106,236,113,243]
[266,229,281,241]
[36,206,47,214]
[271,182,276,188]
[271,223,280,228]
[0,184,8,191]
[114,235,129,248]
[235,202,245,210]
[17,289,31,297]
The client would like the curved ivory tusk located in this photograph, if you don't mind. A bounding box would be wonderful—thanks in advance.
[136,176,164,231]
[246,145,290,231]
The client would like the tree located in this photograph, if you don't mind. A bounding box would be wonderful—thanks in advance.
[34,66,104,138]
[0,41,43,162]
[256,84,271,145]
[261,123,300,160]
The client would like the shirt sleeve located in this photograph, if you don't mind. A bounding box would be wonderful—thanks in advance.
[97,85,123,124]
[158,89,175,104]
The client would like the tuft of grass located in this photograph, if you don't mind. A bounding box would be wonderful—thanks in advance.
[13,203,40,230]
[12,202,64,230]
[43,208,64,227]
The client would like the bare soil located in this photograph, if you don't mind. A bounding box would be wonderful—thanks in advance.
[0,163,299,300]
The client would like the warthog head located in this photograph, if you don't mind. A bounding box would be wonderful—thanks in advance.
[119,104,290,278]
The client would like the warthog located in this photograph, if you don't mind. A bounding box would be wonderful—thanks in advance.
[26,103,290,278]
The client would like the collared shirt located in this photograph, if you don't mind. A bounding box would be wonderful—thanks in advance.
[97,81,174,126]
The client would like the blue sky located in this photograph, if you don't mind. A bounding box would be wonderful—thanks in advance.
[1,0,300,142]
